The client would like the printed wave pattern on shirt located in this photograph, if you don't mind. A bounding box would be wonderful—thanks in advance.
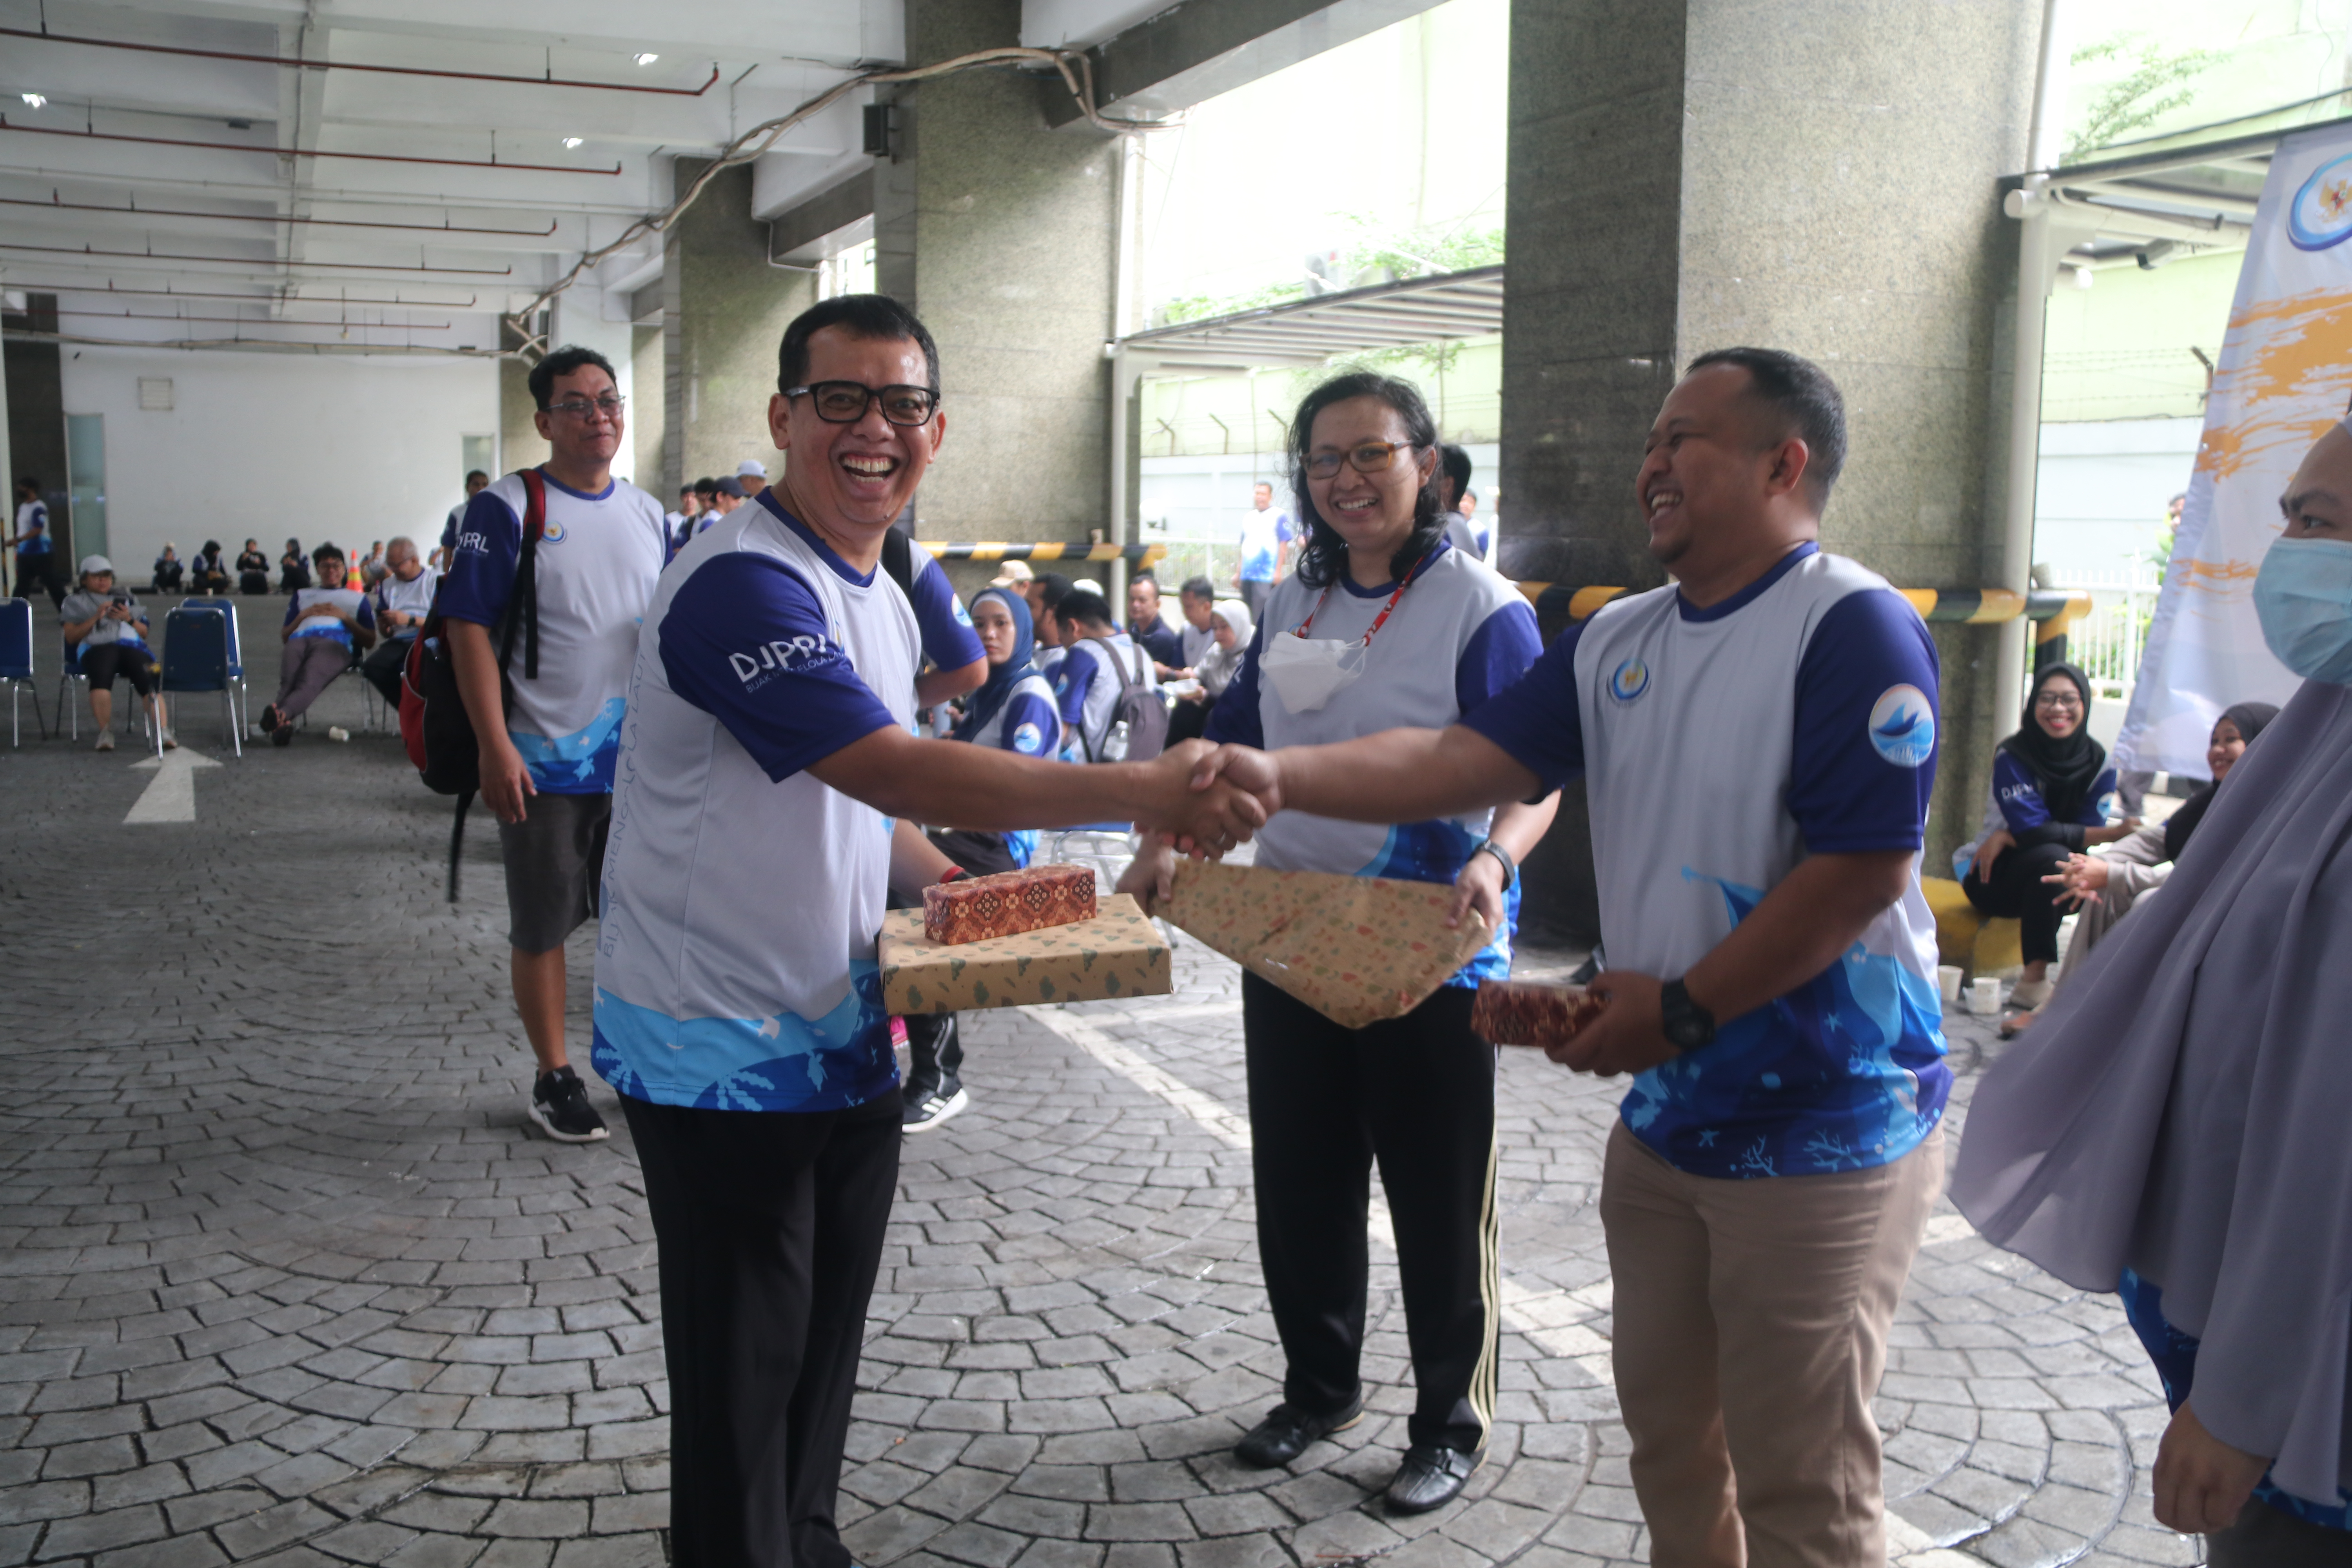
[589,965,895,1113]
[1354,818,1518,984]
[512,697,630,792]
[1622,872,1950,1178]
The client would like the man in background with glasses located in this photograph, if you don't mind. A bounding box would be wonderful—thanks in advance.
[440,344,670,1147]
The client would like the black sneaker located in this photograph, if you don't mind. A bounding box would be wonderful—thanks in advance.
[529,1066,609,1143]
[259,703,283,735]
[1385,1443,1477,1514]
[1234,1398,1363,1468]
[903,1084,969,1134]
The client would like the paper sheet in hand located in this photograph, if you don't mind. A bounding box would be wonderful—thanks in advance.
[1161,860,1489,1029]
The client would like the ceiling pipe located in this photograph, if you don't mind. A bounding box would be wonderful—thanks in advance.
[3,162,651,218]
[55,307,453,328]
[0,27,721,96]
[0,240,514,275]
[0,192,559,237]
[1,279,480,307]
[2042,187,2250,243]
[0,327,505,357]
[0,117,623,175]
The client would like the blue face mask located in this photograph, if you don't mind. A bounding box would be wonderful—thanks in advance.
[2254,535,2352,684]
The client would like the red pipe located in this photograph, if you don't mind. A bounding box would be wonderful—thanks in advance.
[56,308,453,328]
[0,27,722,96]
[0,240,513,276]
[4,280,478,307]
[0,118,623,176]
[0,192,557,238]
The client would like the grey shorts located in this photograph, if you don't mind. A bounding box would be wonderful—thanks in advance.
[498,791,611,953]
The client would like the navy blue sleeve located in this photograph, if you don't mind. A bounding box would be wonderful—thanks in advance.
[1055,644,1099,727]
[1786,589,1941,853]
[1990,750,2053,835]
[995,691,1060,757]
[1202,622,1266,748]
[910,555,984,672]
[2079,765,2118,827]
[1455,599,1543,717]
[1457,621,1588,789]
[659,554,899,783]
[436,490,522,628]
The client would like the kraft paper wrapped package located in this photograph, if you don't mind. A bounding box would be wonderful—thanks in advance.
[1160,860,1489,1030]
[1472,980,1604,1049]
[923,863,1096,945]
[881,892,1171,1014]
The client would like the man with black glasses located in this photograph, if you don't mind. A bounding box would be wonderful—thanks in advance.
[440,345,668,1146]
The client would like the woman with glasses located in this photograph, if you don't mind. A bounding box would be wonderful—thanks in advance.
[1956,662,2134,1010]
[1120,372,1556,1515]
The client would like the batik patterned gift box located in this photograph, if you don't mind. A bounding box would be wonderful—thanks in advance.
[923,864,1097,946]
[1471,980,1603,1049]
[881,892,1171,1014]
[1159,860,1490,1030]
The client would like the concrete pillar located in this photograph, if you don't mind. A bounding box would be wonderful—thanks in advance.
[499,317,546,477]
[875,0,1120,594]
[631,321,666,501]
[3,293,72,568]
[663,160,815,504]
[1500,0,2040,940]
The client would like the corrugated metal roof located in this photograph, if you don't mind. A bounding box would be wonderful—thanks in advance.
[1117,264,1503,368]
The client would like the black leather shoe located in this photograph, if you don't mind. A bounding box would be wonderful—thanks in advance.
[1385,1443,1477,1514]
[1233,1399,1363,1468]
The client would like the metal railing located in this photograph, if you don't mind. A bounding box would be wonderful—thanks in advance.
[2041,565,2163,684]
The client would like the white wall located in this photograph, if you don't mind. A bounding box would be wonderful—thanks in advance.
[2034,417,2202,580]
[57,346,499,577]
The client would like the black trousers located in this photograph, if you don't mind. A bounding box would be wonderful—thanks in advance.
[895,830,1020,1097]
[623,1093,902,1568]
[362,635,413,707]
[13,554,62,608]
[1962,840,2073,964]
[2208,1496,2352,1566]
[1165,697,1210,748]
[1243,972,1499,1454]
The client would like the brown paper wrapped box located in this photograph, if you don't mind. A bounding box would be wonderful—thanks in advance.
[880,892,1171,1014]
[923,864,1096,945]
[1160,860,1489,1030]
[1472,980,1602,1049]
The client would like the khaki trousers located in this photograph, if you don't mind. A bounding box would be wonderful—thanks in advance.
[1601,1122,1945,1568]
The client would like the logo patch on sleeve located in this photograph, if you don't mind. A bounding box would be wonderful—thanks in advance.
[1868,684,1935,767]
[1013,721,1044,755]
[1607,658,1651,704]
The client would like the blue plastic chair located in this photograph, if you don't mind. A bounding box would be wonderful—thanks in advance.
[0,598,44,744]
[178,595,248,735]
[161,605,241,757]
[58,636,154,744]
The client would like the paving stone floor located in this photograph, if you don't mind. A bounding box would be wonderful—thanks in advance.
[1,597,2204,1568]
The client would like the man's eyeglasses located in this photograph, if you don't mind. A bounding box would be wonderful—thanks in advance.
[784,382,940,426]
[1303,440,1417,481]
[547,394,626,422]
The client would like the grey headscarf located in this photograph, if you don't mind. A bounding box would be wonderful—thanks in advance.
[1951,677,2352,1506]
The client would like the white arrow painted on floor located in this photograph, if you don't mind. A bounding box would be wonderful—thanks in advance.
[125,748,221,824]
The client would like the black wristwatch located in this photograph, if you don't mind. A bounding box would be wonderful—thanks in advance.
[1659,978,1715,1051]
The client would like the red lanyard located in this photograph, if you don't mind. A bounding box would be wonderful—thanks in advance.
[1293,550,1431,644]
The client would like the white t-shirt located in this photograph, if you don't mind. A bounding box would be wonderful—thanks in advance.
[375,565,440,629]
[1053,630,1159,761]
[438,470,668,794]
[592,492,918,1114]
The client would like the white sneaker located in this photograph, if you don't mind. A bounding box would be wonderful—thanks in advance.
[94,732,115,752]
[161,730,178,750]
[2008,977,2053,1009]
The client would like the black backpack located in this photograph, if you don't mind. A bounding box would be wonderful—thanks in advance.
[399,469,545,901]
[1078,635,1167,763]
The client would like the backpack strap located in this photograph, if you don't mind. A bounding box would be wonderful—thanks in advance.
[880,526,916,601]
[503,468,546,682]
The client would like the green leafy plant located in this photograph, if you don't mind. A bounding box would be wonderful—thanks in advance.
[2065,33,2215,163]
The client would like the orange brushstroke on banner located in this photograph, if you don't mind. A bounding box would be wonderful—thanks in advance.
[2196,285,2352,480]
[2172,555,2262,618]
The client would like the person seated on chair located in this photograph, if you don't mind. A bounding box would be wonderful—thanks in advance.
[1051,586,1158,762]
[236,539,270,595]
[60,555,172,752]
[1955,662,2137,1014]
[363,536,438,708]
[152,544,185,593]
[278,538,311,594]
[191,541,229,594]
[260,544,374,746]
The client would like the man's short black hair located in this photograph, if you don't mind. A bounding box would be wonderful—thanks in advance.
[694,476,718,495]
[1131,571,1159,592]
[464,469,489,485]
[1056,587,1114,629]
[1684,347,1847,503]
[313,543,344,565]
[1180,575,1215,602]
[1439,444,1473,500]
[679,484,696,498]
[778,294,941,396]
[1036,572,1075,612]
[526,345,620,411]
[15,475,37,495]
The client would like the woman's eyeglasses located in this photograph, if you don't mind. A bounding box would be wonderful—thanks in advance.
[1303,441,1417,481]
[784,382,940,426]
[2033,692,2084,711]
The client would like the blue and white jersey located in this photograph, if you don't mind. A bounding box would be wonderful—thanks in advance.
[15,500,49,554]
[1207,538,1542,985]
[438,470,668,795]
[1238,510,1288,583]
[1991,750,2116,841]
[283,586,374,650]
[1055,632,1159,761]
[907,550,984,675]
[592,491,917,1115]
[964,671,1058,866]
[1464,544,1949,1178]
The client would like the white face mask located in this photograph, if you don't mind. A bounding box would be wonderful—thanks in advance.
[1260,630,1368,713]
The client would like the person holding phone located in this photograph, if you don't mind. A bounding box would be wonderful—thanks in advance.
[60,556,170,751]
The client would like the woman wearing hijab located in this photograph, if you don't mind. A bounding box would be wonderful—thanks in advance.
[1956,662,2134,1009]
[190,540,229,594]
[895,585,1064,1137]
[1120,372,1557,1514]
[1194,599,1252,705]
[1951,419,2352,1565]
[237,539,270,595]
[278,537,310,594]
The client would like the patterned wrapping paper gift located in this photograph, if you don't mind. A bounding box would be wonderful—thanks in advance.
[880,892,1172,1014]
[1160,860,1490,1030]
[1470,980,1603,1049]
[923,863,1098,945]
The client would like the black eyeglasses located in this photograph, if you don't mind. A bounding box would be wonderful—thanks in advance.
[784,381,940,426]
[547,394,625,422]
[1303,440,1418,481]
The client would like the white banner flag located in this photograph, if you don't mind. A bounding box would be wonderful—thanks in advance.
[2114,123,2352,775]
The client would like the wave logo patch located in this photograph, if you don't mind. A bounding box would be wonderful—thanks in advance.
[1608,657,1651,704]
[2288,152,2352,251]
[1868,684,1935,767]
